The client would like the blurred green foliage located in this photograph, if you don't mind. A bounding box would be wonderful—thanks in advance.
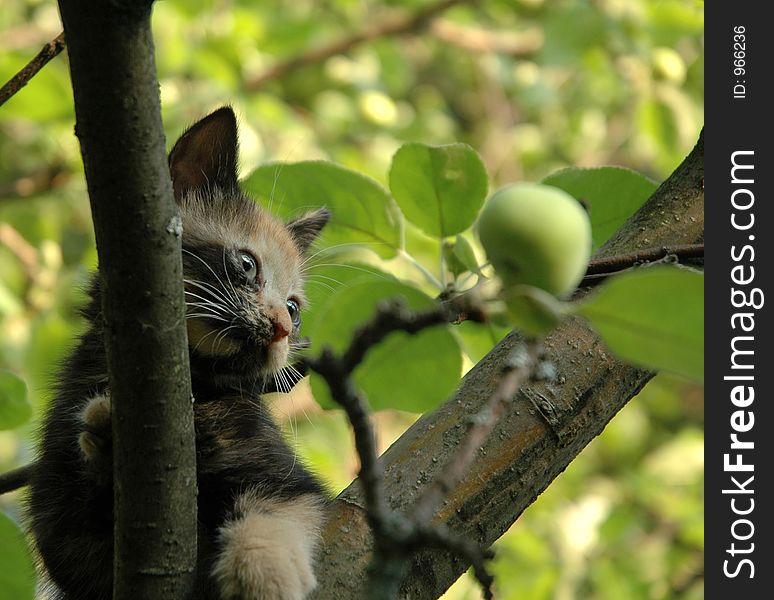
[1,0,703,598]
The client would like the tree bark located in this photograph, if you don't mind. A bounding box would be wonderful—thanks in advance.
[55,1,197,598]
[312,131,704,598]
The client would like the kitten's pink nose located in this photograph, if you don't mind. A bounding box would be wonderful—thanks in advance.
[271,320,290,343]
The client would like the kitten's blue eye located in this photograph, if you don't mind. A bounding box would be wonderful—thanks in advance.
[239,251,257,282]
[286,298,301,328]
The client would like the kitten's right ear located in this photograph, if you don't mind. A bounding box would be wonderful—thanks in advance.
[168,106,239,200]
[287,207,330,253]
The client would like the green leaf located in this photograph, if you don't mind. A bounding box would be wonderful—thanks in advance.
[243,161,403,258]
[443,235,481,278]
[0,512,35,600]
[576,267,703,381]
[307,279,461,413]
[389,143,488,238]
[504,285,570,337]
[301,263,396,331]
[542,167,657,250]
[0,370,31,430]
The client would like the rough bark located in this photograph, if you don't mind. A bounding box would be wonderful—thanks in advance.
[55,1,197,598]
[312,131,704,599]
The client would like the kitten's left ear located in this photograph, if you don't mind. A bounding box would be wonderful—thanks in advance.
[287,207,330,253]
[168,106,239,200]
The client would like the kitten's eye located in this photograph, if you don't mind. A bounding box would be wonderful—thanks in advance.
[286,298,301,328]
[239,251,257,282]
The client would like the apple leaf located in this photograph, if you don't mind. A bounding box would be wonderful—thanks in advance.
[576,266,703,381]
[243,161,403,258]
[543,166,657,250]
[0,370,31,431]
[389,143,488,238]
[0,512,35,600]
[306,277,462,413]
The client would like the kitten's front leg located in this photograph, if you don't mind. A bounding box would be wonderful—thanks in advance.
[213,490,324,600]
[78,392,113,482]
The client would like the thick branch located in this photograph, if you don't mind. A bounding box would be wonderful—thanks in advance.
[411,341,540,526]
[0,32,66,107]
[55,2,197,599]
[311,130,704,599]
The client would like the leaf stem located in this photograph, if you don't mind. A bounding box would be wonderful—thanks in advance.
[398,249,444,290]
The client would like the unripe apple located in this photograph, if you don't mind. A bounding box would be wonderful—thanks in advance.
[477,183,591,297]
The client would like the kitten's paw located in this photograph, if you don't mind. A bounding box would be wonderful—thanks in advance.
[78,393,112,464]
[213,493,324,600]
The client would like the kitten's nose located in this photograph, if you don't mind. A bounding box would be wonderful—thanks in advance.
[271,319,290,343]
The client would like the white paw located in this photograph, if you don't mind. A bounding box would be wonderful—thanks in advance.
[78,393,112,462]
[213,494,323,600]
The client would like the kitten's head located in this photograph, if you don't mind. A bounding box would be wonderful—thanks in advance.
[168,107,328,385]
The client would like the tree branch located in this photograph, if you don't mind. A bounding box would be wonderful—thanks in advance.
[311,130,704,599]
[429,19,542,56]
[244,0,471,92]
[410,340,541,526]
[0,463,34,496]
[55,1,197,598]
[305,294,497,598]
[0,32,66,107]
[579,243,704,287]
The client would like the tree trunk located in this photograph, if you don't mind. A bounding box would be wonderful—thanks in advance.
[55,1,197,598]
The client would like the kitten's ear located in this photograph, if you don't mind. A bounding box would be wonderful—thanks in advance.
[168,106,239,200]
[286,208,330,253]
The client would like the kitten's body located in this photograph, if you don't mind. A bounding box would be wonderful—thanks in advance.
[27,108,329,600]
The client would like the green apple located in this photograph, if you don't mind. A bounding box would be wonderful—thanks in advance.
[477,183,591,298]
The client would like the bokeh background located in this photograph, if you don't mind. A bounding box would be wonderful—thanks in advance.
[1,1,703,598]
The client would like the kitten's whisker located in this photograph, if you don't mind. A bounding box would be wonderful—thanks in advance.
[184,289,232,308]
[302,262,393,279]
[184,278,241,314]
[305,274,346,286]
[185,297,233,316]
[221,248,243,312]
[212,325,239,351]
[185,302,231,316]
[285,364,304,382]
[304,280,337,293]
[191,326,223,354]
[268,163,284,214]
[186,313,231,323]
[299,242,374,267]
[279,368,292,394]
[272,370,283,394]
[182,249,242,311]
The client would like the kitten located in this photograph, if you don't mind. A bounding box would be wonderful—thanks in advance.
[27,107,330,600]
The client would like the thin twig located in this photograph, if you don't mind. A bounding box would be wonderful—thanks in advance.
[585,243,704,275]
[0,31,66,107]
[579,243,704,287]
[244,0,470,91]
[412,340,541,525]
[304,295,498,598]
[304,295,485,526]
[430,19,542,56]
[0,223,38,276]
[308,347,389,525]
[0,163,67,201]
[408,523,495,595]
[0,463,34,495]
[340,295,486,374]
